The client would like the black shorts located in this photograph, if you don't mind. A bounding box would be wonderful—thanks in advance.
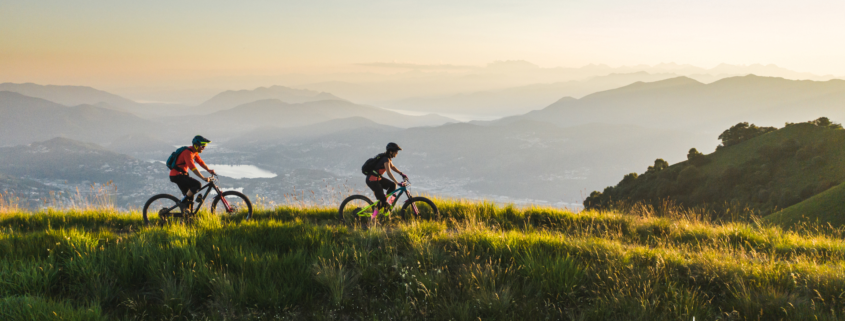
[170,174,201,195]
[366,178,396,209]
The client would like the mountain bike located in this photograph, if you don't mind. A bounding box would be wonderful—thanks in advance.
[338,179,438,222]
[142,175,253,225]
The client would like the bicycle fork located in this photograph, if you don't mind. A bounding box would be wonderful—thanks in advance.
[214,186,234,213]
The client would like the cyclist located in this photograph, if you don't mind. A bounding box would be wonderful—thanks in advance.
[170,135,217,210]
[366,142,408,218]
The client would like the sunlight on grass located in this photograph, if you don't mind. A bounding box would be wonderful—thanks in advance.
[1,199,844,319]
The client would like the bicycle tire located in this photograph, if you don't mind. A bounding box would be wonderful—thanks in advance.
[400,197,439,220]
[142,194,184,226]
[211,191,253,220]
[338,195,373,222]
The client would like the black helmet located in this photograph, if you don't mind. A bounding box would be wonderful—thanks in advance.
[386,142,402,152]
[192,135,211,147]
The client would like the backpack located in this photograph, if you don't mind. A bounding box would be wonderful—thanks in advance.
[166,146,190,171]
[361,153,385,176]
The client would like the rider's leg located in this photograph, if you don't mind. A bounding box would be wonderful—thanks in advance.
[171,175,201,209]
[366,178,387,217]
[381,180,397,205]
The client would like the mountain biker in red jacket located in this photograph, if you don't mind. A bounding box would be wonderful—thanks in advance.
[170,135,216,209]
[366,142,408,217]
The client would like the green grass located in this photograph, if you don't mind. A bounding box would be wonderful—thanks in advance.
[766,181,845,228]
[2,199,845,320]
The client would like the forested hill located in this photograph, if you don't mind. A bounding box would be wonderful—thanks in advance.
[584,117,845,217]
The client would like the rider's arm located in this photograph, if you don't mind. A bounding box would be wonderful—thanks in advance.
[192,168,210,182]
[389,162,407,181]
[385,160,401,184]
[194,155,216,177]
[389,162,404,177]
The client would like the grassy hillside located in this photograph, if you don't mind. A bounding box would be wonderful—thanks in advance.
[2,200,845,320]
[585,120,845,217]
[766,181,845,227]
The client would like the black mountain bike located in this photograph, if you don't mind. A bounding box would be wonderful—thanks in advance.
[142,175,253,225]
[338,179,438,222]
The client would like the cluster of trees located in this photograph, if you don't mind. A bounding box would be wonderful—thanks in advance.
[716,122,776,149]
[584,117,845,216]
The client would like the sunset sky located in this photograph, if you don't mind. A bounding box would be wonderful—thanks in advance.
[2,0,844,88]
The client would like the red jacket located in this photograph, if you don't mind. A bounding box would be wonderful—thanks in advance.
[169,147,208,176]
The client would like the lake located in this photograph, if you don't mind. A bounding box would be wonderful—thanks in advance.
[206,164,277,179]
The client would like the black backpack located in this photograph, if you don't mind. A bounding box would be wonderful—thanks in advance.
[166,146,190,171]
[361,153,385,176]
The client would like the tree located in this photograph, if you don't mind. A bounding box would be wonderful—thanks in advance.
[810,117,843,129]
[686,148,709,166]
[646,158,669,173]
[717,122,776,148]
[620,173,638,185]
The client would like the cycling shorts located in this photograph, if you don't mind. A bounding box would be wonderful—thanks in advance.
[170,174,201,196]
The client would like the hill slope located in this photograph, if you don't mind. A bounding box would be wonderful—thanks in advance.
[0,137,169,205]
[765,182,845,227]
[584,119,845,216]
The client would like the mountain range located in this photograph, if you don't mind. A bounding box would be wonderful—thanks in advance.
[194,86,345,114]
[496,75,845,135]
[2,74,845,208]
[296,62,836,106]
[179,99,454,137]
[0,83,140,110]
[379,72,684,117]
[0,92,168,147]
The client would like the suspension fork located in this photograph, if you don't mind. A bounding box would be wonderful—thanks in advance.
[215,185,233,212]
[406,190,420,215]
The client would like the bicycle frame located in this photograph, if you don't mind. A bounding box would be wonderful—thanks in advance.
[354,183,417,217]
[164,176,233,215]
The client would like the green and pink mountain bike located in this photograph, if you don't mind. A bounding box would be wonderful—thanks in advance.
[338,179,439,222]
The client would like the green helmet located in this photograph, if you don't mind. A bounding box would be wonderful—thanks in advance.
[192,135,211,147]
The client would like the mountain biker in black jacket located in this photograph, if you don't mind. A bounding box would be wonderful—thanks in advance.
[366,142,408,217]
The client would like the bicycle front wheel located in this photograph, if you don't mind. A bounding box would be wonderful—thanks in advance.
[338,195,373,223]
[142,194,185,226]
[400,197,439,220]
[211,191,253,221]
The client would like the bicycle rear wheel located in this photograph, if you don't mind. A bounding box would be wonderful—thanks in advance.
[142,194,185,226]
[338,195,373,223]
[400,197,439,220]
[211,191,253,221]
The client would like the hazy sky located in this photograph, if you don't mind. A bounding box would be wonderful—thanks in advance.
[3,0,845,87]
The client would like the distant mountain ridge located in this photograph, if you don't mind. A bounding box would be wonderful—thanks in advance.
[190,99,455,137]
[380,72,684,117]
[498,75,845,134]
[227,117,399,147]
[0,91,170,146]
[196,85,345,114]
[0,83,139,110]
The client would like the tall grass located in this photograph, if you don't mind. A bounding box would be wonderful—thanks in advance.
[1,198,844,319]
